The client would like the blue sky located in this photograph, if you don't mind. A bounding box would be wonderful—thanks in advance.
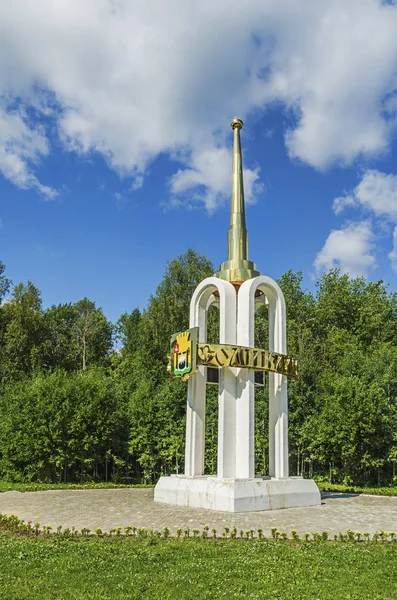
[1,0,397,323]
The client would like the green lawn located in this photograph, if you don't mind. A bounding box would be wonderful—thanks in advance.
[317,482,397,497]
[0,481,153,493]
[0,532,396,599]
[1,479,397,497]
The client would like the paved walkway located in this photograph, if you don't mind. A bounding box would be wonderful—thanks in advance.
[1,488,396,536]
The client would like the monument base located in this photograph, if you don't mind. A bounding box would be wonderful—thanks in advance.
[154,475,321,513]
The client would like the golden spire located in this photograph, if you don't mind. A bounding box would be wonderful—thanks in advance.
[215,118,262,284]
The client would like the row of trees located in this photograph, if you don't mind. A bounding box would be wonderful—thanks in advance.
[0,252,396,486]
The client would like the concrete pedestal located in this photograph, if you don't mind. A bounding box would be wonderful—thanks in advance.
[154,475,321,513]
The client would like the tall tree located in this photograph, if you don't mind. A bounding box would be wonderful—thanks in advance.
[42,303,80,372]
[117,308,142,357]
[72,298,113,371]
[0,261,11,304]
[0,282,44,381]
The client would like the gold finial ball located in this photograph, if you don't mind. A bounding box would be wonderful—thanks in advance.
[231,117,243,130]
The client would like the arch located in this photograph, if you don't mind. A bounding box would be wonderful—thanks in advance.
[237,276,288,479]
[185,277,236,477]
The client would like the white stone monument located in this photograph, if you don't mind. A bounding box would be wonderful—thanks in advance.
[154,118,320,512]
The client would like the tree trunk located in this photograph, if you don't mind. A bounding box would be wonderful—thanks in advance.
[175,448,179,474]
[82,336,86,371]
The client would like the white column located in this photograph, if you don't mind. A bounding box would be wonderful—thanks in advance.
[234,369,255,478]
[273,373,288,478]
[185,368,207,476]
[236,282,256,479]
[185,293,207,477]
[184,278,236,478]
[216,280,237,479]
[217,367,237,478]
[239,276,289,480]
[268,301,276,478]
[267,286,289,479]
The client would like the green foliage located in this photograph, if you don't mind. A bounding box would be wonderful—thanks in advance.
[72,298,113,371]
[116,308,142,358]
[0,261,11,303]
[0,282,45,380]
[0,369,129,482]
[0,284,113,383]
[277,269,397,485]
[42,303,81,371]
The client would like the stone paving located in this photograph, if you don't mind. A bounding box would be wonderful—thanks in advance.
[0,488,396,536]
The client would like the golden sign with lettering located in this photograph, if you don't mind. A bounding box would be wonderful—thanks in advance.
[168,328,298,380]
[197,343,298,378]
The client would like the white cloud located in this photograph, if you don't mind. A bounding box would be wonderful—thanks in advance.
[0,104,57,198]
[331,169,397,272]
[169,146,263,212]
[1,0,397,203]
[333,194,357,215]
[314,221,375,278]
[131,175,144,191]
[333,170,397,220]
[389,226,397,272]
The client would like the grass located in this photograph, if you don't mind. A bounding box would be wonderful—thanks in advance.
[2,479,397,496]
[0,531,397,599]
[0,481,153,493]
[1,479,395,598]
[317,482,397,497]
